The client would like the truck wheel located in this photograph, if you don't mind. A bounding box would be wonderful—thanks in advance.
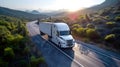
[48,36,51,41]
[40,31,45,35]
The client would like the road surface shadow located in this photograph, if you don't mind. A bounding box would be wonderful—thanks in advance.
[30,34,78,67]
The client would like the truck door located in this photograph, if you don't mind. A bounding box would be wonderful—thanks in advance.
[51,25,58,44]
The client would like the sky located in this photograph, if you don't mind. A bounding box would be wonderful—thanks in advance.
[0,0,105,11]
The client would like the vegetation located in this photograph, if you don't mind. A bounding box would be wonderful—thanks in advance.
[0,15,46,66]
[30,56,45,67]
[115,15,120,21]
[71,6,120,51]
[106,22,116,28]
[86,29,100,39]
[104,34,115,43]
[60,5,120,52]
[86,23,95,28]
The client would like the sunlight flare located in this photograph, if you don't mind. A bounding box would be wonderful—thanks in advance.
[52,0,104,12]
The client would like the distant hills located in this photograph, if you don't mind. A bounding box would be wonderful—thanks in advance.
[25,10,41,14]
[25,9,69,17]
[0,7,48,20]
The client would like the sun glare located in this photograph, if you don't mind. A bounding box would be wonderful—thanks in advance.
[53,0,98,12]
[67,7,84,12]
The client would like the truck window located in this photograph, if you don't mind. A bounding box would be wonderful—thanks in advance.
[59,31,70,35]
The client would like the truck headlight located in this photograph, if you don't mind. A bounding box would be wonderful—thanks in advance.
[73,39,75,43]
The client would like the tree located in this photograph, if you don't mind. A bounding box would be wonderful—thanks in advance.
[0,26,11,45]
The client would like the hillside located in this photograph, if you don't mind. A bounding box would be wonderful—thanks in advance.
[0,7,48,20]
[79,0,120,14]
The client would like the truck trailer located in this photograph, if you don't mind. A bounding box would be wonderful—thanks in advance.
[39,22,75,48]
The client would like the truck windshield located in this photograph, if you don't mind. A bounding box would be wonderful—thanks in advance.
[59,31,70,35]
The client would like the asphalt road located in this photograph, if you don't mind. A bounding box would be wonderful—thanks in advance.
[26,21,120,67]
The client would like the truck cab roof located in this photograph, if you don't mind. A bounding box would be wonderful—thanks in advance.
[53,22,69,31]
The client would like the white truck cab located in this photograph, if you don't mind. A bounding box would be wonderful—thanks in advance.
[39,22,75,48]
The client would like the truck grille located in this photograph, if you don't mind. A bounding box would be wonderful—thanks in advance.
[67,40,73,46]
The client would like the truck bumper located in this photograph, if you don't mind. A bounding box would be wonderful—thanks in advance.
[61,43,75,48]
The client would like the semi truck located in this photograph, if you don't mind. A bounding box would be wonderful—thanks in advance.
[39,22,75,48]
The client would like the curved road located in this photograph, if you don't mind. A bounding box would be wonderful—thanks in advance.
[26,21,120,67]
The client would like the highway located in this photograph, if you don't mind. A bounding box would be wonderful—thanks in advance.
[26,21,120,67]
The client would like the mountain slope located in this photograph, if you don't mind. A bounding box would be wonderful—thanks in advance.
[80,0,120,14]
[0,7,48,20]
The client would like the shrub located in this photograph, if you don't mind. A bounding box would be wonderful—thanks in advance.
[93,18,103,24]
[23,47,30,55]
[76,28,86,37]
[105,16,110,20]
[86,29,100,39]
[104,34,115,43]
[37,57,45,63]
[4,47,15,61]
[18,60,28,67]
[106,22,116,28]
[115,16,120,21]
[30,56,45,67]
[87,23,95,28]
[0,58,8,67]
[72,27,77,33]
[72,24,81,28]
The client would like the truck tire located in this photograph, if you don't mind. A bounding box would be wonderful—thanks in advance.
[40,31,45,36]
